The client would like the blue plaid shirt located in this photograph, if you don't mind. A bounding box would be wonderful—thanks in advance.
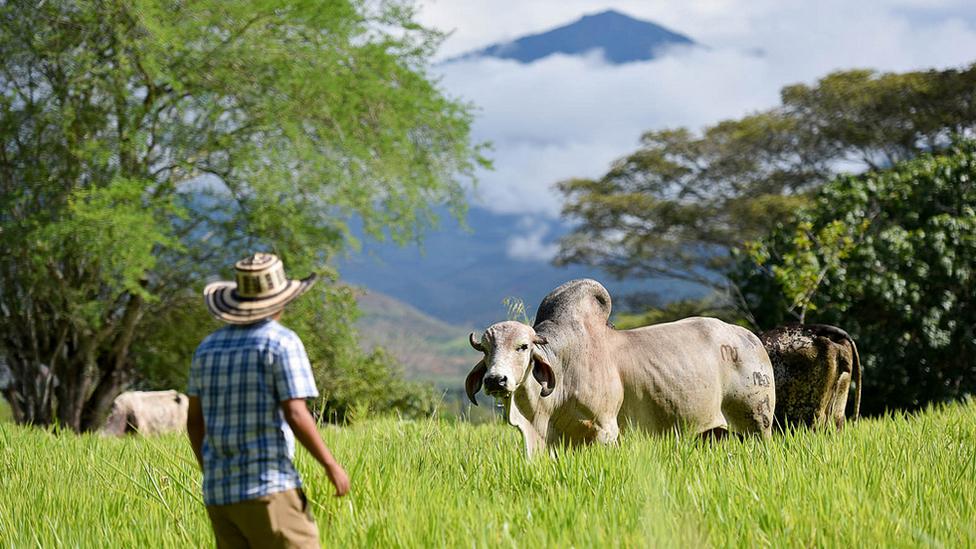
[187,319,319,505]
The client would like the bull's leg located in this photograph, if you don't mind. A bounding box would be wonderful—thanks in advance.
[517,420,547,459]
[592,416,620,445]
[699,426,729,441]
[524,435,547,459]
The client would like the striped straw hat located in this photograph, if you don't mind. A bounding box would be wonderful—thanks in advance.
[204,253,317,325]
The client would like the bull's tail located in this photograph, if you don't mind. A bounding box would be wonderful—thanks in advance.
[806,323,861,420]
[849,336,861,421]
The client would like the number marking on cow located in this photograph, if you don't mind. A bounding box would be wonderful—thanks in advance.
[752,371,770,387]
[720,345,739,362]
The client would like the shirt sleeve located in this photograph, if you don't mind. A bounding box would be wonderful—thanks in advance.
[273,332,319,401]
[186,350,202,397]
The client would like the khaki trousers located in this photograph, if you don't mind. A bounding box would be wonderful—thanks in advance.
[206,488,320,549]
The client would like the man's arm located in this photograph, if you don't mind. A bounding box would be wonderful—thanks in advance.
[280,399,350,497]
[186,396,205,470]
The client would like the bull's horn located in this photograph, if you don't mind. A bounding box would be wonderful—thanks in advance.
[469,332,484,352]
[533,335,548,345]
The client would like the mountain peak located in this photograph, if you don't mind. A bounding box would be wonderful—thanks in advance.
[580,9,635,21]
[450,10,695,65]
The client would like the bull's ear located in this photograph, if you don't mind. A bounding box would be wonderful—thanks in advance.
[531,348,556,398]
[465,359,487,406]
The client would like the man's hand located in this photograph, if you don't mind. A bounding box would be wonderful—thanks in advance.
[326,462,350,497]
[280,398,351,498]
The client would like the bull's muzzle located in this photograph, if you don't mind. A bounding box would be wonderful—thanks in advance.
[482,374,511,396]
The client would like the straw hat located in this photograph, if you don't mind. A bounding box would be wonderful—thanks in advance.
[204,253,316,325]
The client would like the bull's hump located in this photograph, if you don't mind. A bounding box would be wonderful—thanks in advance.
[534,279,612,326]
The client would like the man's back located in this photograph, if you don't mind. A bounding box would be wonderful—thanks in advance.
[188,253,347,548]
[189,319,318,505]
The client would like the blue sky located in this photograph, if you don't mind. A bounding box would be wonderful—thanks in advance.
[414,1,976,260]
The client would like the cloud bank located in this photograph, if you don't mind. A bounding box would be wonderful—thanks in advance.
[421,0,976,259]
[506,217,562,261]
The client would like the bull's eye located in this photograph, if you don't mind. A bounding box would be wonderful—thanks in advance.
[517,344,529,351]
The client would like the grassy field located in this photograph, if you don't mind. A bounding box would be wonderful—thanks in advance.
[1,401,974,548]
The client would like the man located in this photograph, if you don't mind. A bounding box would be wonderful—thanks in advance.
[186,253,350,549]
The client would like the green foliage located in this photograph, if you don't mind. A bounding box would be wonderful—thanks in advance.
[734,141,976,413]
[613,297,747,330]
[557,116,814,288]
[780,67,976,167]
[0,0,484,429]
[129,295,217,392]
[41,177,185,308]
[2,401,975,546]
[747,219,867,322]
[557,63,976,299]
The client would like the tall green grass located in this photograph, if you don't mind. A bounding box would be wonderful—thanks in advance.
[0,399,10,423]
[1,401,974,547]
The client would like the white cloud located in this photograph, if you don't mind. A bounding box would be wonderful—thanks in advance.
[506,218,561,261]
[447,46,782,217]
[424,0,976,223]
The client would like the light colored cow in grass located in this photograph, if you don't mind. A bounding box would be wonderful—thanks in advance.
[101,390,189,436]
[466,279,776,457]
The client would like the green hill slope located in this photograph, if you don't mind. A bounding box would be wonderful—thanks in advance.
[355,289,475,388]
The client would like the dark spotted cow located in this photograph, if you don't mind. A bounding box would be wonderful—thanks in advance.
[760,324,861,430]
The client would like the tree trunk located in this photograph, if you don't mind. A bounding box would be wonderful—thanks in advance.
[1,293,144,432]
[2,385,25,424]
[2,351,56,426]
[5,348,135,432]
[55,354,96,431]
[80,365,131,432]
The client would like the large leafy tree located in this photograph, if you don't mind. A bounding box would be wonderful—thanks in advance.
[0,0,486,430]
[733,141,976,413]
[556,64,976,313]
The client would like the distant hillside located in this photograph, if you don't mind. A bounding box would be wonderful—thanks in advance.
[450,9,695,64]
[355,289,473,388]
[339,206,703,328]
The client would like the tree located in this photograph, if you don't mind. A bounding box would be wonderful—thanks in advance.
[556,64,976,312]
[0,0,486,430]
[557,115,814,291]
[732,141,976,413]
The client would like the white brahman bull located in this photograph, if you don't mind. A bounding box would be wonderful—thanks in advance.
[101,390,189,436]
[466,279,775,456]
